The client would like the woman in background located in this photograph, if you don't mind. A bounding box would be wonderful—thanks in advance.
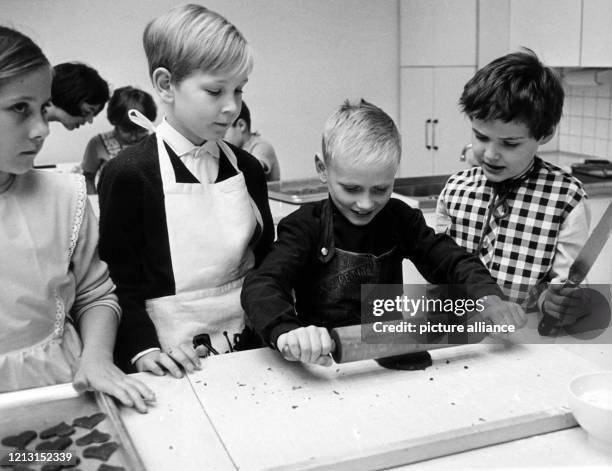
[46,61,109,131]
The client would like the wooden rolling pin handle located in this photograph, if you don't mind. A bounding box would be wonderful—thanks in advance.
[330,323,453,364]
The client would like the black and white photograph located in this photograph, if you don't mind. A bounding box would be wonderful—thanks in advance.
[1,1,611,470]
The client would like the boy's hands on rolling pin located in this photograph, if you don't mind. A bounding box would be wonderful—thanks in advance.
[276,326,334,366]
[134,343,202,378]
[542,284,590,326]
[74,353,156,414]
[479,295,527,333]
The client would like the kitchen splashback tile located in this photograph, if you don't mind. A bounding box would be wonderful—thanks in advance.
[569,116,582,134]
[598,84,611,98]
[596,119,609,139]
[559,134,570,150]
[595,139,608,158]
[583,117,596,137]
[581,137,595,155]
[584,97,597,117]
[570,95,583,115]
[596,98,610,119]
[568,136,582,154]
[560,82,612,157]
[583,86,598,98]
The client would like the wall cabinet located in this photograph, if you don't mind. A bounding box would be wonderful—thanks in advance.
[399,67,474,177]
[400,0,477,66]
[399,0,476,178]
[581,0,612,67]
[509,0,581,66]
[510,0,612,67]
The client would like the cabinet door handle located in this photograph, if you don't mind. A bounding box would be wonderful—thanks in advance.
[432,119,439,150]
[425,119,432,150]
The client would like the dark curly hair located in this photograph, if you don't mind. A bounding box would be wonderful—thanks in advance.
[460,49,564,139]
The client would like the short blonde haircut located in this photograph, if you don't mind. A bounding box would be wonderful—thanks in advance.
[322,99,401,167]
[143,4,253,83]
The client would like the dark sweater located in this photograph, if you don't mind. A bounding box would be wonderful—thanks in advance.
[98,134,274,366]
[241,198,504,348]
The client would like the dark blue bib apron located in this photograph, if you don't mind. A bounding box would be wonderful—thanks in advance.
[295,200,404,328]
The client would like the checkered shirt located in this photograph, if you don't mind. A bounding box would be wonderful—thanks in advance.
[440,157,586,305]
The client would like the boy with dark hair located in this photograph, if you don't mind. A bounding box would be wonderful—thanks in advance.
[437,49,589,332]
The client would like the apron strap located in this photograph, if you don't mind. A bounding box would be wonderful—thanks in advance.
[128,109,156,133]
[318,199,335,263]
[216,140,239,172]
[218,140,264,231]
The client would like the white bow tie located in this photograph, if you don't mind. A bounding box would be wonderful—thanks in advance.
[191,140,220,160]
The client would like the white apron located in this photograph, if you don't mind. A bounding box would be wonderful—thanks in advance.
[129,111,262,355]
[0,172,84,392]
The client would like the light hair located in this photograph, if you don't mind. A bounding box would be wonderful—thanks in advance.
[0,25,49,88]
[143,4,253,84]
[322,99,401,167]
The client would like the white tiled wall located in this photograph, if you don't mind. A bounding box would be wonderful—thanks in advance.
[559,82,612,158]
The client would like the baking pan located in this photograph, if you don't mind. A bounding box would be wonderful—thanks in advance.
[0,383,144,470]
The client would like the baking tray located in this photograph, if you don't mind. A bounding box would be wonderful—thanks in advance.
[0,383,144,470]
[267,178,328,204]
[571,161,612,179]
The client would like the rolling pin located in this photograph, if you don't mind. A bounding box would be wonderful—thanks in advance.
[330,321,459,363]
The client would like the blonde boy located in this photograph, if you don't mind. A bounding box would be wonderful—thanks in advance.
[242,99,524,366]
[98,4,273,375]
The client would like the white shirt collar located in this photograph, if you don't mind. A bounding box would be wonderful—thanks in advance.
[156,117,219,159]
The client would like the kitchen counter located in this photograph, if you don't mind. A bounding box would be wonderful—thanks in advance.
[118,341,612,470]
[539,150,612,197]
[574,174,612,197]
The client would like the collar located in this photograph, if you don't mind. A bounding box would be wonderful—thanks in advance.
[156,117,220,159]
[485,157,539,194]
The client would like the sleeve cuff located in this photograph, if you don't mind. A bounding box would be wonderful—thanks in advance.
[75,300,121,323]
[537,288,548,314]
[268,322,301,350]
[471,284,506,301]
[131,348,161,365]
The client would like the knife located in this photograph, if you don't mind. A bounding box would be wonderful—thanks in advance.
[538,200,612,336]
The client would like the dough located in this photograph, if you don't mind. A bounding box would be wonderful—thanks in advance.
[39,422,75,439]
[1,430,37,448]
[75,429,110,446]
[72,413,107,430]
[83,442,119,461]
[375,351,433,370]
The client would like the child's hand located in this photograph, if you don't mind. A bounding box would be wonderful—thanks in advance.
[74,353,156,414]
[479,295,527,333]
[543,284,590,326]
[276,326,334,366]
[134,344,202,378]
